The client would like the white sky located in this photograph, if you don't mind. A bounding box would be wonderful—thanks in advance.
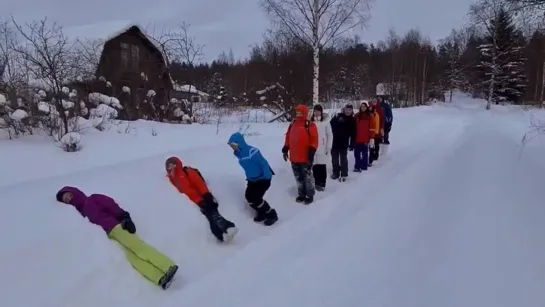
[5,0,476,62]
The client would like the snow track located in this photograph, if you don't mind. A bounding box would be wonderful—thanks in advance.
[2,102,545,307]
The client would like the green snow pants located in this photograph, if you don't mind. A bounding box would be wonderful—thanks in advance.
[108,224,176,284]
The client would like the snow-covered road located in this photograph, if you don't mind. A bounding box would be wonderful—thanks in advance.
[1,101,544,307]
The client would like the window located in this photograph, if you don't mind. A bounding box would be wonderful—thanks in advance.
[120,43,129,69]
[191,95,201,103]
[131,45,139,70]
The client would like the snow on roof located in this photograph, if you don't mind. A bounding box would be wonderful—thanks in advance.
[172,83,209,96]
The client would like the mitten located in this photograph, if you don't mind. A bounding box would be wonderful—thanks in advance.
[308,147,316,165]
[282,146,289,161]
[120,212,136,234]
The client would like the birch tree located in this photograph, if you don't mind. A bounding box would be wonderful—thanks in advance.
[262,0,373,105]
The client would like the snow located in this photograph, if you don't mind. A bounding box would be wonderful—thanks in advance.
[172,83,209,97]
[1,93,545,307]
[90,104,118,119]
[62,99,75,109]
[0,93,6,105]
[60,131,82,146]
[122,86,131,93]
[88,92,123,109]
[8,109,28,120]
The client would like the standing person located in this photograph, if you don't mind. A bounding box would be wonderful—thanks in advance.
[228,132,278,226]
[55,187,178,290]
[329,104,356,181]
[353,101,378,172]
[165,157,238,243]
[379,96,393,157]
[368,97,385,165]
[310,104,332,191]
[282,104,319,204]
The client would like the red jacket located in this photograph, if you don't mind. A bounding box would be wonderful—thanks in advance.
[167,157,210,205]
[354,111,375,143]
[284,105,319,163]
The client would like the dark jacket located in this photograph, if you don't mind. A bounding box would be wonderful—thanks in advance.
[330,112,356,150]
[381,101,393,125]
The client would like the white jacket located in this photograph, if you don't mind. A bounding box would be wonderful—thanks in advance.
[313,113,333,165]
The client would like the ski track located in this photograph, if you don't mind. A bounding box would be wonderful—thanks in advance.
[2,103,545,307]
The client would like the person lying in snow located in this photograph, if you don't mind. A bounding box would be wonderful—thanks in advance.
[165,156,238,243]
[55,187,178,290]
[228,132,278,226]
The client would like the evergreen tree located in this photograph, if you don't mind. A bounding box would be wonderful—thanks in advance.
[478,7,527,106]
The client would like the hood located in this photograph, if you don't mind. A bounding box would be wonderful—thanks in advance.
[56,186,87,213]
[312,112,329,122]
[228,132,250,152]
[295,104,308,119]
[166,156,183,173]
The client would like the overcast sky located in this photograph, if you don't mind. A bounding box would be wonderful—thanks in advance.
[6,0,476,62]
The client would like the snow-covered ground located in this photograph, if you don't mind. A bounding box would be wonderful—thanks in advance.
[1,94,545,307]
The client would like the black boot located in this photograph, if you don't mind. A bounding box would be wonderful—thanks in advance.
[158,265,179,290]
[295,196,305,203]
[202,208,238,243]
[251,201,278,226]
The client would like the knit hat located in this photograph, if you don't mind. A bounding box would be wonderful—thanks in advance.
[345,104,353,109]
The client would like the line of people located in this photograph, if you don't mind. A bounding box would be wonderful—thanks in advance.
[53,96,392,290]
[282,96,393,203]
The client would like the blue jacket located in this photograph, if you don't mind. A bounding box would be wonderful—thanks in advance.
[228,132,273,181]
[381,101,393,124]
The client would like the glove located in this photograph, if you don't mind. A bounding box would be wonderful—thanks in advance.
[119,212,136,234]
[308,147,316,165]
[282,146,289,162]
[369,138,375,147]
[203,192,216,205]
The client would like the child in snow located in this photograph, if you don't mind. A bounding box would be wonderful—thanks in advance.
[379,96,393,156]
[55,187,178,290]
[368,97,385,165]
[353,101,377,172]
[228,132,278,226]
[165,156,238,243]
[310,104,333,191]
[282,104,319,204]
[329,104,356,181]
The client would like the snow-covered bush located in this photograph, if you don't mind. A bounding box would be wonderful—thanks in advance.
[60,131,81,152]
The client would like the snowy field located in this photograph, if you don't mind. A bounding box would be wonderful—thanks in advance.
[1,94,545,307]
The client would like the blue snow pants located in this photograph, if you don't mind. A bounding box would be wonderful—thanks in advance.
[354,143,369,170]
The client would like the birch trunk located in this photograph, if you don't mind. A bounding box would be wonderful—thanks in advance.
[312,0,320,105]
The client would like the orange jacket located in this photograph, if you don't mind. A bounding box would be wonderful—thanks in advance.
[284,104,319,163]
[166,157,210,205]
[370,111,379,137]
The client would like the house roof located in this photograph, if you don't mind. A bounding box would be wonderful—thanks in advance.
[102,24,177,86]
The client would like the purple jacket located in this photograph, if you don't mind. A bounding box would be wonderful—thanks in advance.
[57,186,126,233]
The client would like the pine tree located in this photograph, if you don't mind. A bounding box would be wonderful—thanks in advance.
[478,6,527,107]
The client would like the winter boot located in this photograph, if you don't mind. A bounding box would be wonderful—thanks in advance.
[158,265,179,290]
[339,176,347,182]
[203,208,238,243]
[251,201,278,226]
[295,196,305,203]
[315,185,325,192]
[330,174,340,180]
[353,168,361,173]
[263,209,278,226]
[304,196,313,205]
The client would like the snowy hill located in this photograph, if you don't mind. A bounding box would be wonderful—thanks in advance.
[1,96,545,307]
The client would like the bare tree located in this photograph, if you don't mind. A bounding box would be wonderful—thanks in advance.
[10,17,80,138]
[73,38,104,81]
[262,0,373,105]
